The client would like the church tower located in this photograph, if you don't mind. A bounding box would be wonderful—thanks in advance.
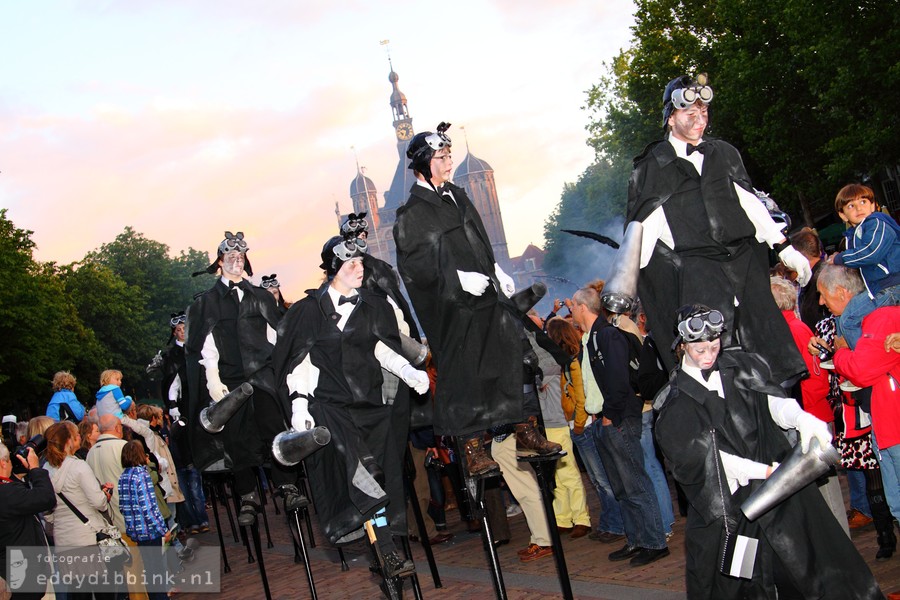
[379,64,418,262]
[453,139,511,269]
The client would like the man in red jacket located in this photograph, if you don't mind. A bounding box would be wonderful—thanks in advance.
[814,263,900,534]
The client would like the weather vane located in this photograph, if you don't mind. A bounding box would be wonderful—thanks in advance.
[380,39,392,69]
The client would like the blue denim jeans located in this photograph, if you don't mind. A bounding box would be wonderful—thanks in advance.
[176,467,209,528]
[847,468,871,516]
[838,284,900,349]
[595,416,667,549]
[572,421,623,534]
[870,432,900,521]
[641,410,674,535]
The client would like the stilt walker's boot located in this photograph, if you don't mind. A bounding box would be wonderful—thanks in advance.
[276,484,309,514]
[238,491,261,526]
[464,436,499,476]
[516,415,562,455]
[871,491,896,561]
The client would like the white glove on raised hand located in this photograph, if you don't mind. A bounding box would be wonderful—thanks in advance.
[457,270,490,296]
[795,411,833,454]
[494,263,516,296]
[399,364,431,395]
[291,396,315,431]
[206,370,229,403]
[778,245,812,287]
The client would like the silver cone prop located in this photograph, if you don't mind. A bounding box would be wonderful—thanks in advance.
[601,221,643,315]
[509,281,548,315]
[272,426,332,466]
[399,333,428,367]
[740,437,840,521]
[199,382,254,433]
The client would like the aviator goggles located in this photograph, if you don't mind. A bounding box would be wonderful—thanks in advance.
[677,309,725,343]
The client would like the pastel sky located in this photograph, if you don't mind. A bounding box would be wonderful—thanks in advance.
[0,0,636,299]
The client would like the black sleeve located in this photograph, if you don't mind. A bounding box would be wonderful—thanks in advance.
[595,327,634,425]
[14,468,58,515]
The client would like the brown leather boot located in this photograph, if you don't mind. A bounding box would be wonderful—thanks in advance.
[464,436,499,476]
[516,415,562,455]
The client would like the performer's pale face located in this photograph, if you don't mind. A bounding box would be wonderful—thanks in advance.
[332,258,364,295]
[668,102,708,144]
[684,338,720,370]
[173,323,185,343]
[429,150,453,186]
[220,250,245,280]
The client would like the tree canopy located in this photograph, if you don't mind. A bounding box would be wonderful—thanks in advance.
[0,210,210,419]
[543,0,900,276]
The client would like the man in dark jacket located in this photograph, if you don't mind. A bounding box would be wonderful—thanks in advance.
[0,445,55,600]
[571,285,669,567]
[626,74,810,387]
[393,122,558,475]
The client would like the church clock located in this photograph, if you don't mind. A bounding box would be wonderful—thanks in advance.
[395,122,413,141]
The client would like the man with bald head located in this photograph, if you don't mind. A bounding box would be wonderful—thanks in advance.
[86,414,128,533]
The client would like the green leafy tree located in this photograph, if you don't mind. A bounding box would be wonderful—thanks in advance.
[0,210,105,417]
[80,228,210,400]
[580,0,900,223]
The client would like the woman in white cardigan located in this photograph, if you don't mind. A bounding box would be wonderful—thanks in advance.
[45,421,112,546]
[44,421,116,600]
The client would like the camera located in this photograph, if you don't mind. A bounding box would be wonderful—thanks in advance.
[424,452,442,471]
[813,342,833,361]
[12,434,47,475]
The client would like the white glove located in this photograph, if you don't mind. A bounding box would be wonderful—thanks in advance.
[291,396,315,430]
[205,369,229,403]
[457,270,490,296]
[399,364,431,395]
[169,407,180,421]
[778,245,812,287]
[795,411,833,454]
[494,263,516,296]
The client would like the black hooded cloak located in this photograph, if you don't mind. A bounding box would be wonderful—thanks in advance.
[272,284,409,544]
[394,182,524,436]
[184,278,284,473]
[627,137,806,385]
[654,350,882,599]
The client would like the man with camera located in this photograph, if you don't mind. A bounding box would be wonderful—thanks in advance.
[0,444,55,600]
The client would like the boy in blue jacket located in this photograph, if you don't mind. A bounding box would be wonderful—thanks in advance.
[832,183,900,348]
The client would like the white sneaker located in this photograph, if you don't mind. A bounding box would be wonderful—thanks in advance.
[506,504,523,517]
[839,380,862,392]
[819,359,834,369]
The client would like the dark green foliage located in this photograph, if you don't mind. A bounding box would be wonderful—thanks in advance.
[545,0,900,272]
[0,210,210,419]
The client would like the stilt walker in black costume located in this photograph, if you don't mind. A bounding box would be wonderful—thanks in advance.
[146,312,189,422]
[272,234,431,585]
[626,74,812,386]
[654,304,883,599]
[393,122,560,475]
[184,231,306,526]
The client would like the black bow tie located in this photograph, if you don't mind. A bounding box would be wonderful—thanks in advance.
[338,295,359,306]
[227,280,241,291]
[686,142,708,156]
[701,364,719,381]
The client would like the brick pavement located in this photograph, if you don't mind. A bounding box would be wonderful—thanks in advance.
[174,473,900,599]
